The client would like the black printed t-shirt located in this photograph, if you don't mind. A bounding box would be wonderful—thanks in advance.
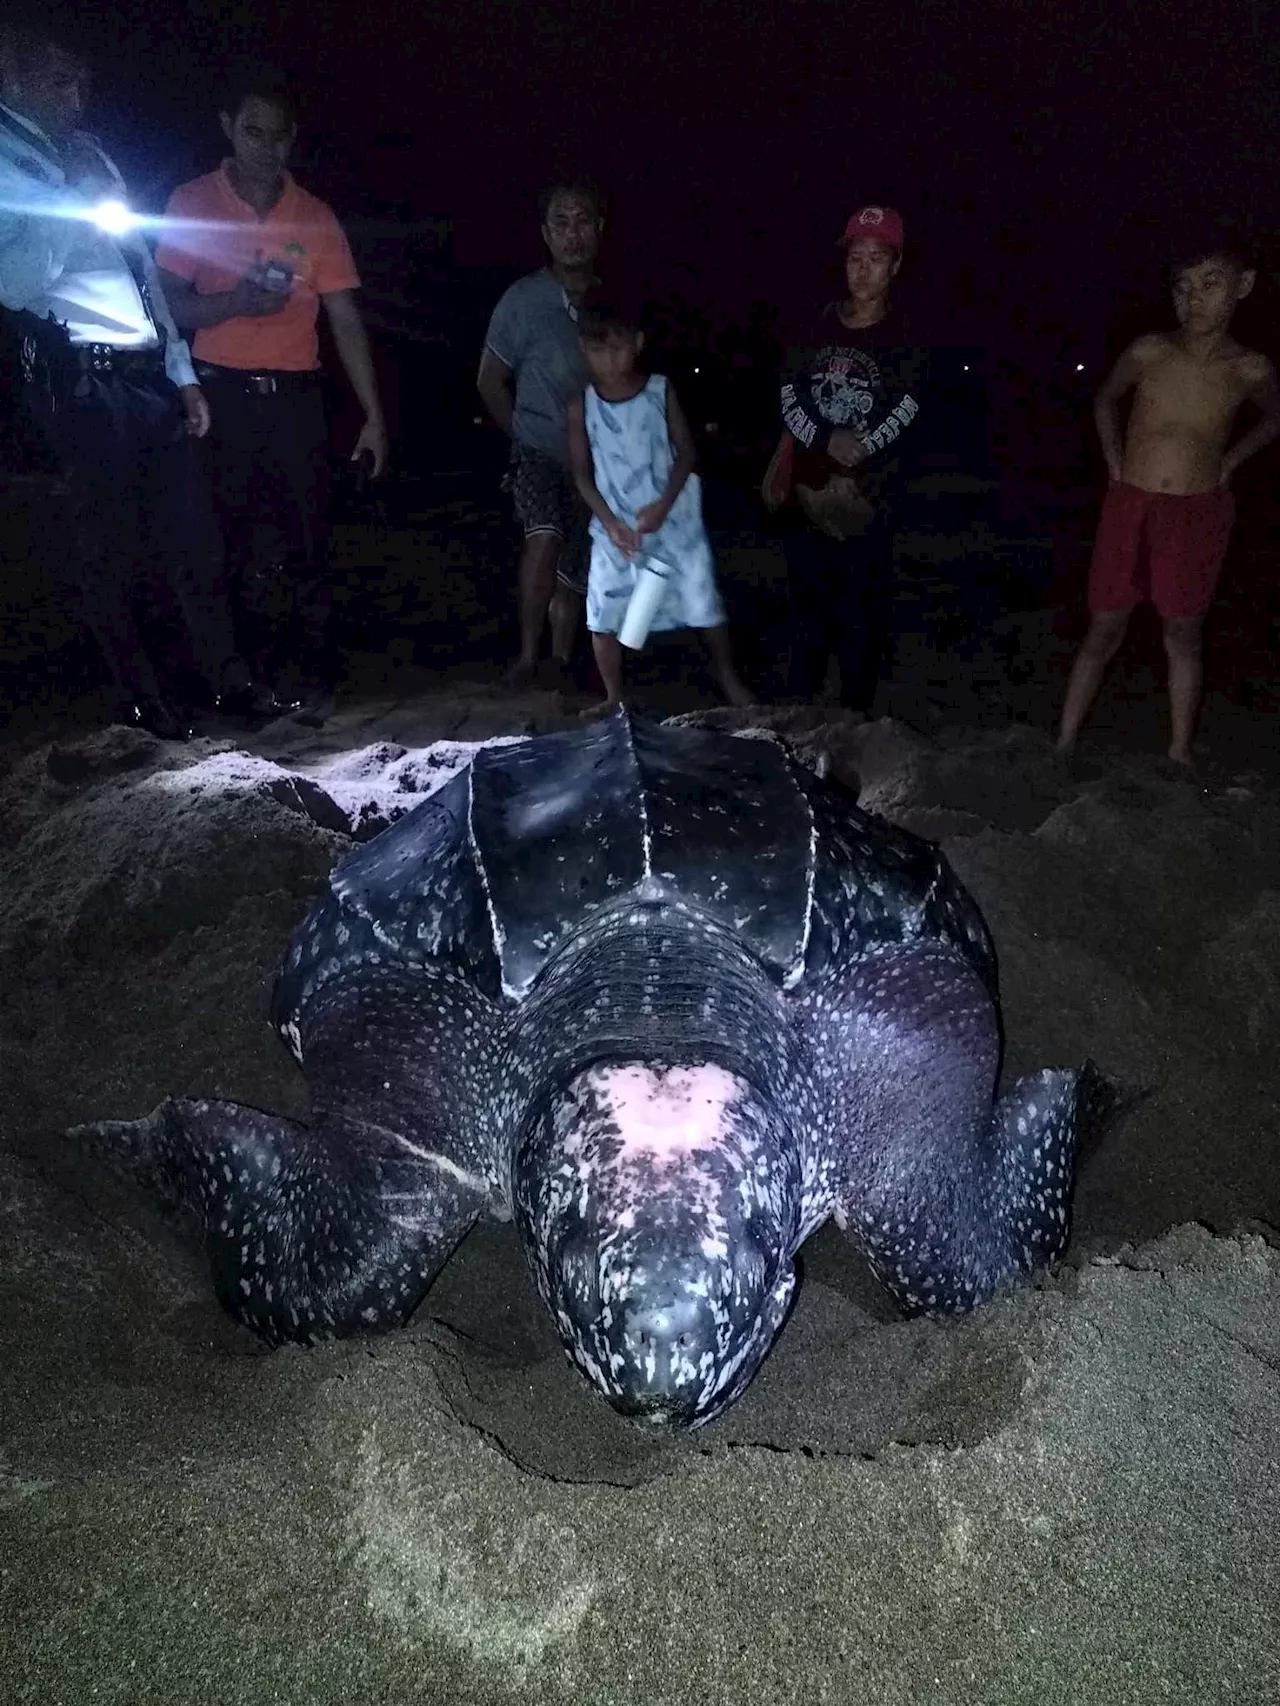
[780,302,928,511]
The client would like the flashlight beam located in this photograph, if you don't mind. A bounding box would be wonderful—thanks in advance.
[90,199,138,235]
[0,193,160,234]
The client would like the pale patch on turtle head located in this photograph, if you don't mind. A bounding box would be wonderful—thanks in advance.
[513,1059,801,1429]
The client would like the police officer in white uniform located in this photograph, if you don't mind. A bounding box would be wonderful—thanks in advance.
[0,16,274,736]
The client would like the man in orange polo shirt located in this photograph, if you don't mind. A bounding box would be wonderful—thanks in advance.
[156,70,387,700]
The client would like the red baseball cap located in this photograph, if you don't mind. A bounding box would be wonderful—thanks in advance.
[840,206,905,250]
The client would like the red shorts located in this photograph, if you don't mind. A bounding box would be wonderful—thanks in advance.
[1087,482,1235,620]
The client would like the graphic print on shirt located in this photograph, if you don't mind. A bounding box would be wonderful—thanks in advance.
[805,345,882,433]
[780,323,922,462]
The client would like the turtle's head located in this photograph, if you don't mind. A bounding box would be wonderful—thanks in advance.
[513,1060,801,1429]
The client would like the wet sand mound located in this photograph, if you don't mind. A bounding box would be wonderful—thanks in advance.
[2,693,1277,1704]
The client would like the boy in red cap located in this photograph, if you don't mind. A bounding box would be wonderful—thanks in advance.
[1057,231,1280,766]
[768,204,927,711]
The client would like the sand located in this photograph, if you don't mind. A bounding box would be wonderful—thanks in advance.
[1,668,1277,1706]
[2,476,1280,1705]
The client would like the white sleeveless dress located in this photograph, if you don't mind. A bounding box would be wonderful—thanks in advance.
[583,374,727,635]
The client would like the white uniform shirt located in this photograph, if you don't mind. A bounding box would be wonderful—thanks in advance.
[0,100,196,387]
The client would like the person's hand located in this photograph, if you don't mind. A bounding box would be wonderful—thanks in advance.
[634,499,670,536]
[827,427,869,468]
[178,385,211,439]
[352,416,389,479]
[605,514,642,557]
[1105,456,1124,485]
[227,274,290,319]
[1218,457,1236,489]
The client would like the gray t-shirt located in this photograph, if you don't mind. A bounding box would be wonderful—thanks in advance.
[484,267,590,467]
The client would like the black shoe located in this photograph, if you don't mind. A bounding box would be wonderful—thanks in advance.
[112,694,189,742]
[253,681,295,718]
[216,679,293,721]
[275,662,336,714]
[282,679,335,727]
[215,656,292,722]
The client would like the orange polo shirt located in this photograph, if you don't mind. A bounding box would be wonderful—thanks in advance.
[156,162,361,372]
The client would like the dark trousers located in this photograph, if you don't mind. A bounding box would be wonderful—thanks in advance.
[197,365,332,676]
[25,355,239,706]
[783,513,896,711]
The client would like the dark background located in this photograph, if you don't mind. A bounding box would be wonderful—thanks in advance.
[28,0,1271,494]
[91,0,1278,328]
[4,0,1280,634]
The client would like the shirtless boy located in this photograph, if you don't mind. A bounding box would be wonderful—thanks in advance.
[1057,236,1280,765]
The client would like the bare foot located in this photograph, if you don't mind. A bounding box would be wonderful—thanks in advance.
[1164,750,1202,783]
[1156,751,1207,789]
[719,676,756,709]
[579,698,621,721]
[543,657,576,695]
[1052,736,1077,771]
[1051,738,1098,784]
[503,658,537,690]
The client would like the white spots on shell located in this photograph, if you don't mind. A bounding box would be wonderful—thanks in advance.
[221,717,1085,1400]
[467,763,509,994]
[783,786,818,991]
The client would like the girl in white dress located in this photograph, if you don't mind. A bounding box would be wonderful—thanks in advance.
[566,294,752,717]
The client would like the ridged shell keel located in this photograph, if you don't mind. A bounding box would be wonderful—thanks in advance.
[515,897,800,1103]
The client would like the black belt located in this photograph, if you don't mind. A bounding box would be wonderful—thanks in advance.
[72,343,167,377]
[196,363,322,396]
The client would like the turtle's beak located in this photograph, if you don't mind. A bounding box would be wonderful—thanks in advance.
[564,1235,795,1430]
[603,1259,797,1428]
[601,1276,723,1425]
[611,1395,691,1427]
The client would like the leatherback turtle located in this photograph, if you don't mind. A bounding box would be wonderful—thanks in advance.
[79,710,1100,1428]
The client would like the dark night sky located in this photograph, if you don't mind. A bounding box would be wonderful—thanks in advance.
[78,0,1280,357]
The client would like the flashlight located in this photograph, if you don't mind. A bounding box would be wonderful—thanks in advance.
[90,198,138,236]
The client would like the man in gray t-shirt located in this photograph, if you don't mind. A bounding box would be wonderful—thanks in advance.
[477,181,602,687]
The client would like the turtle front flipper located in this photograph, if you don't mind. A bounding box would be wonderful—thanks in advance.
[72,1095,488,1345]
[847,1066,1101,1315]
[800,939,1107,1314]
